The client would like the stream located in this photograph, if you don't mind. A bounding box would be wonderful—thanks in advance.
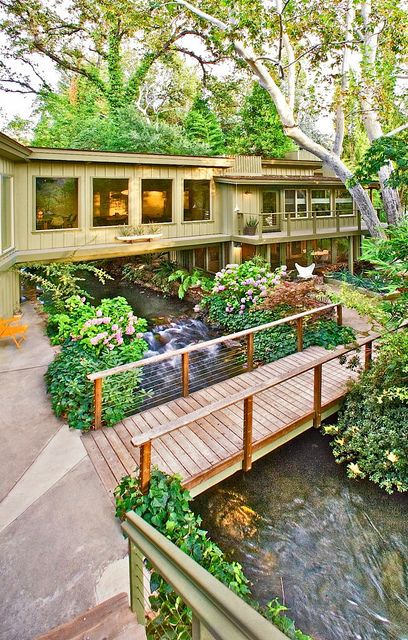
[193,429,408,640]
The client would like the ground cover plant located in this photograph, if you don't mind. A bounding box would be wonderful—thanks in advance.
[45,295,149,430]
[327,268,392,294]
[115,468,311,640]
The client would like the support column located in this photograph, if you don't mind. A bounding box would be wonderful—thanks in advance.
[348,236,354,274]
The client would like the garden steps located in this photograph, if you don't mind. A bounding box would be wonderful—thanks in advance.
[34,592,146,640]
[83,344,360,498]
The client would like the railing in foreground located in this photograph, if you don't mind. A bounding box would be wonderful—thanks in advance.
[88,303,342,429]
[131,330,392,493]
[123,511,288,640]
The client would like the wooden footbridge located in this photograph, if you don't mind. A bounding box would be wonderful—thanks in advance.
[83,304,378,498]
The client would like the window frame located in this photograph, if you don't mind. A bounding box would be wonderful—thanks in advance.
[311,188,332,218]
[0,174,14,254]
[33,176,80,232]
[283,189,309,219]
[91,177,130,229]
[182,179,212,223]
[335,188,355,217]
[141,178,174,225]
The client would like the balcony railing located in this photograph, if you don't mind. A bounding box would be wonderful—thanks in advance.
[236,210,362,238]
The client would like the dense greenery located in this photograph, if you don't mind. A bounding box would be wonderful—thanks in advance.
[351,133,408,190]
[328,269,392,294]
[184,97,225,154]
[45,294,148,430]
[115,468,311,640]
[323,331,408,493]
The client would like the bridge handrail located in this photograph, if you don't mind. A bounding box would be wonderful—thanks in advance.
[131,330,382,447]
[123,511,288,640]
[88,303,340,381]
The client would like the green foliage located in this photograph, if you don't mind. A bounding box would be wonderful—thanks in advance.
[184,97,225,154]
[323,331,408,494]
[350,133,408,190]
[329,269,392,294]
[18,262,111,313]
[115,469,311,640]
[45,295,149,430]
[228,83,295,157]
[167,269,212,299]
[362,220,408,288]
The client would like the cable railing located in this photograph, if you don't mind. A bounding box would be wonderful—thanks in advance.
[88,303,342,429]
[130,328,401,494]
[236,210,361,237]
[123,511,289,640]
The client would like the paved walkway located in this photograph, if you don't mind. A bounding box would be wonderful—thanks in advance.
[0,304,129,640]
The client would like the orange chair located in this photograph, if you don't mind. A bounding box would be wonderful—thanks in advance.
[0,316,28,348]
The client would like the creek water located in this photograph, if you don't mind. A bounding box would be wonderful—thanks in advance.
[193,429,408,640]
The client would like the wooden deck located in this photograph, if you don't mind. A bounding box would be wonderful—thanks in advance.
[83,344,358,498]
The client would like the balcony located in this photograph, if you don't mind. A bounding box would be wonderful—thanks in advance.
[235,210,363,240]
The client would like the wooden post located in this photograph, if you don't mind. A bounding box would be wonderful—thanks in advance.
[140,441,152,494]
[336,210,340,232]
[182,352,189,397]
[365,341,373,370]
[128,539,146,625]
[246,332,254,371]
[243,396,254,472]
[296,317,303,352]
[313,364,322,428]
[336,304,343,326]
[93,378,103,430]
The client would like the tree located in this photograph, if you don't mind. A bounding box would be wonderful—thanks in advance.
[184,97,225,154]
[167,0,408,237]
[229,83,294,157]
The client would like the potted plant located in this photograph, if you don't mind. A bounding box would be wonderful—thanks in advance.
[243,216,259,235]
[115,224,162,243]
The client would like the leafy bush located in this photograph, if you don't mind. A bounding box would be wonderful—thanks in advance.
[329,269,392,294]
[168,268,213,299]
[323,331,408,493]
[115,469,311,640]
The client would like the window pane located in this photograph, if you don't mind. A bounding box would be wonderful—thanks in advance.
[36,177,78,230]
[1,176,13,252]
[142,179,172,224]
[270,243,281,269]
[284,190,295,213]
[311,189,331,216]
[263,190,277,213]
[207,245,220,272]
[311,238,332,264]
[184,180,210,221]
[93,178,128,227]
[296,190,308,217]
[335,189,353,215]
[194,247,206,269]
[335,237,349,263]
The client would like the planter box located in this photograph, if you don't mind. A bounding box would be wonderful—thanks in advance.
[243,227,258,236]
[115,233,162,244]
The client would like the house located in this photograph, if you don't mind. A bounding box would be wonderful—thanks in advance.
[0,131,366,316]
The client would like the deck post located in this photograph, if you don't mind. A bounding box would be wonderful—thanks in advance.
[243,396,254,472]
[128,539,146,625]
[93,378,103,430]
[296,317,303,352]
[313,364,322,428]
[140,442,152,493]
[182,352,189,397]
[246,332,254,371]
[336,304,343,326]
[364,341,373,370]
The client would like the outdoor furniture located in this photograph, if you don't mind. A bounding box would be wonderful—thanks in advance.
[0,316,28,348]
[295,263,316,279]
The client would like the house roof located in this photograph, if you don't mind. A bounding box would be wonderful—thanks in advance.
[215,175,343,185]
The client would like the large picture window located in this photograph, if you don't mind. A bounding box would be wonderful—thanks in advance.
[93,178,129,227]
[35,177,78,230]
[142,179,172,224]
[184,180,210,221]
[1,176,13,253]
[284,189,308,218]
[311,189,331,217]
[335,189,353,216]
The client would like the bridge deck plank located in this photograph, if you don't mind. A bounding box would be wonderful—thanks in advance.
[83,345,358,498]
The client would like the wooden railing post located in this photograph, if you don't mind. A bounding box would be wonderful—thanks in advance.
[365,340,373,370]
[243,396,253,472]
[93,378,103,430]
[182,352,189,397]
[140,441,152,494]
[246,332,254,371]
[313,364,322,428]
[336,304,343,326]
[128,539,146,625]
[296,317,303,352]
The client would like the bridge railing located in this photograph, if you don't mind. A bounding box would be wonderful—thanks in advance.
[130,330,393,493]
[123,510,289,640]
[88,303,342,429]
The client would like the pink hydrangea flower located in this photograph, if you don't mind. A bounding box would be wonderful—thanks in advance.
[96,309,103,317]
[126,325,135,335]
[193,304,201,313]
[111,324,118,331]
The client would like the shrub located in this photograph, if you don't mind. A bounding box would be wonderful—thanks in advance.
[323,331,408,493]
[115,469,311,640]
